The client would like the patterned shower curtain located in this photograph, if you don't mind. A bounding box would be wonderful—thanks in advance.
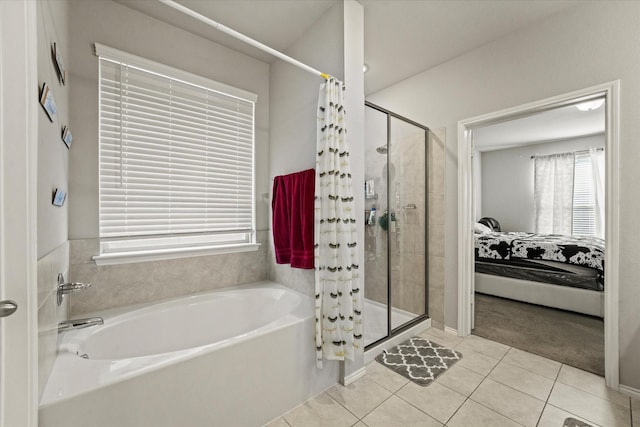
[314,78,362,368]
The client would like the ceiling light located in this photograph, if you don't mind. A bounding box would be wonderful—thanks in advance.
[363,64,369,73]
[576,99,604,112]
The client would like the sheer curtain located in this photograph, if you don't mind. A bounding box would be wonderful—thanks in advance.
[534,153,575,234]
[590,148,605,238]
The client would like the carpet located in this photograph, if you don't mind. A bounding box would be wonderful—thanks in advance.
[375,337,462,386]
[473,293,604,375]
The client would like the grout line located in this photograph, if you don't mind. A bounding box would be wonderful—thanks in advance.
[499,354,560,382]
[442,341,511,425]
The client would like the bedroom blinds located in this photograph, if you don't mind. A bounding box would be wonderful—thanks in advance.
[573,149,605,238]
[96,45,257,256]
[572,152,596,236]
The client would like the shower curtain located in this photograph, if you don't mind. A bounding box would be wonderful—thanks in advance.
[314,78,362,368]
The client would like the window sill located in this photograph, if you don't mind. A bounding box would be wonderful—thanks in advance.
[92,243,260,266]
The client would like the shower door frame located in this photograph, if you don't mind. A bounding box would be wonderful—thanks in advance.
[364,101,430,350]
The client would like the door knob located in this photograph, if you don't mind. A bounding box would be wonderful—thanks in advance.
[0,300,18,318]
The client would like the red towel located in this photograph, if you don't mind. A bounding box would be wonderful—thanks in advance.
[272,169,315,269]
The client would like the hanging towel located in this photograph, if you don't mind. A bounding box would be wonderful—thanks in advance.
[272,168,315,269]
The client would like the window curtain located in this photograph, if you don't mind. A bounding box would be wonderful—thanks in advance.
[534,153,575,234]
[314,78,362,368]
[590,148,605,238]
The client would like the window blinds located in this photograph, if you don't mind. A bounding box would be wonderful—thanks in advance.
[572,152,596,236]
[97,46,256,252]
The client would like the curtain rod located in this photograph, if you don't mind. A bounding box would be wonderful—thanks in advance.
[530,147,604,159]
[157,0,332,80]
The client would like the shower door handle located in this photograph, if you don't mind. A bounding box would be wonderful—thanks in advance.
[0,300,18,318]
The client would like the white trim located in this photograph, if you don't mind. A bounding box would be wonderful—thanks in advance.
[342,366,366,386]
[93,43,258,103]
[0,1,39,425]
[619,384,640,400]
[457,81,620,389]
[444,326,458,336]
[93,243,260,266]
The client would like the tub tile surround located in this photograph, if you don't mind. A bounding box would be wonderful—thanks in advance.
[267,327,636,427]
[267,230,316,298]
[68,230,269,314]
[37,241,70,398]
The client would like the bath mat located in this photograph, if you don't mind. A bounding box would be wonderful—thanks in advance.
[563,418,593,427]
[375,337,462,387]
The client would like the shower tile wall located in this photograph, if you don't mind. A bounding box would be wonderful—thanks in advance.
[389,128,425,318]
[68,231,269,315]
[428,128,446,328]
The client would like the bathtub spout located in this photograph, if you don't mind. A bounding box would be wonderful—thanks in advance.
[59,317,104,332]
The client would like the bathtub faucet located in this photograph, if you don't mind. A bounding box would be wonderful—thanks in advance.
[58,317,104,333]
[57,273,93,306]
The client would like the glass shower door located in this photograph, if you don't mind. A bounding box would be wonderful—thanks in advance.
[364,102,428,349]
[389,117,427,332]
[364,106,389,347]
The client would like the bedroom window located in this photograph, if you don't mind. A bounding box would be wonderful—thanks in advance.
[534,149,604,238]
[94,44,258,265]
[572,150,605,238]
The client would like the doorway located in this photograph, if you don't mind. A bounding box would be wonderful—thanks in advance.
[457,82,620,388]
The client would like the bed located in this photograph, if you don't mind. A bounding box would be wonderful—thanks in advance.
[474,231,604,317]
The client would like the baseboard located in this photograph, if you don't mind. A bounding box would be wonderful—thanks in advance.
[342,366,366,386]
[444,326,458,336]
[619,384,640,400]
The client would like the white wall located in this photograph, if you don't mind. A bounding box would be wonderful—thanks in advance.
[481,134,604,232]
[268,0,365,378]
[368,1,640,389]
[67,0,270,239]
[38,0,69,258]
[36,0,72,399]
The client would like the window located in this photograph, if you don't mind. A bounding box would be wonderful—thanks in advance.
[94,44,258,265]
[534,149,604,238]
[572,152,596,236]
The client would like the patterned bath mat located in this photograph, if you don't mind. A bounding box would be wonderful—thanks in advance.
[375,337,462,386]
[564,418,593,427]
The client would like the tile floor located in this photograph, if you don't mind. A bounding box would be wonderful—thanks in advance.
[266,327,639,427]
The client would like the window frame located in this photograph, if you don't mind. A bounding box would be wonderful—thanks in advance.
[92,44,259,266]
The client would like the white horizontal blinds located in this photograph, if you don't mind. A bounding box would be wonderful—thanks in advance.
[572,151,596,236]
[98,56,255,242]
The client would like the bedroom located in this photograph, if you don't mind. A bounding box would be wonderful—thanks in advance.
[471,98,606,375]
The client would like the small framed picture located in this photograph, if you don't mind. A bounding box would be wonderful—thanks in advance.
[52,188,66,207]
[61,126,72,149]
[39,83,57,122]
[52,43,66,85]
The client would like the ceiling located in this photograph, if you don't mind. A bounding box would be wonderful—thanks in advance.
[118,0,582,95]
[117,0,596,145]
[473,100,606,151]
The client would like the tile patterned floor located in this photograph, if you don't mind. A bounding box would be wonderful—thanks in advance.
[266,327,639,427]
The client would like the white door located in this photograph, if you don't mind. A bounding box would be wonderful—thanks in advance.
[0,1,39,426]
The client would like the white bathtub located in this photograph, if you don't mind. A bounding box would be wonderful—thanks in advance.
[39,281,339,427]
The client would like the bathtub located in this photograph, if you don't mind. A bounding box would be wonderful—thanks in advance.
[39,281,339,427]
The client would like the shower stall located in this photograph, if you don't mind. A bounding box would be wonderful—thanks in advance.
[364,101,429,348]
